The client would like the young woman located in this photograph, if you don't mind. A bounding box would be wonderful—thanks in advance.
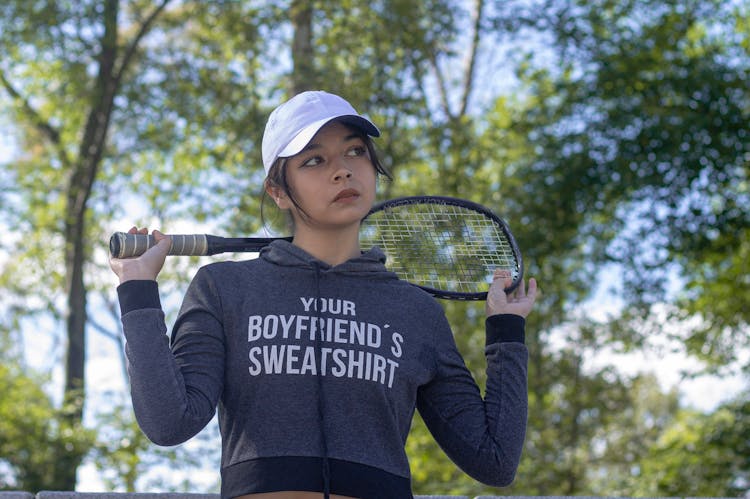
[110,91,538,499]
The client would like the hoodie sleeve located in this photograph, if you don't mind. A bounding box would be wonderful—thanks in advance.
[415,313,528,487]
[118,267,225,446]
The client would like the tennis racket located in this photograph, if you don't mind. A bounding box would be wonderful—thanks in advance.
[109,195,523,300]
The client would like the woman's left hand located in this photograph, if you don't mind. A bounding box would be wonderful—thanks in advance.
[486,269,538,318]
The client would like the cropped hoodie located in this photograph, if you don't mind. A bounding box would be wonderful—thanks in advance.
[117,240,529,498]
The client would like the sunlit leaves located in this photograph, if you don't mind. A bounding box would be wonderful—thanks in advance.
[1,0,748,494]
[0,364,95,491]
[631,398,750,496]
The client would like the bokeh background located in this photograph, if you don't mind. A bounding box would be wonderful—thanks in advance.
[1,0,748,495]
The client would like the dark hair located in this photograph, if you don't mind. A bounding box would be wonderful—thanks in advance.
[261,127,391,230]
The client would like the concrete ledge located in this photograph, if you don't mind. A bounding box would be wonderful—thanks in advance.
[30,495,469,499]
[4,494,736,499]
[2,495,471,499]
[36,495,219,499]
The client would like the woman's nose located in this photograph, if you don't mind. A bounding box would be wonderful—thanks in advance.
[332,163,353,182]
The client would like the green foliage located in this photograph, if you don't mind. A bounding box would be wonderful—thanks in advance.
[511,0,750,360]
[586,374,682,494]
[631,396,750,496]
[89,392,220,492]
[1,0,748,495]
[0,364,95,491]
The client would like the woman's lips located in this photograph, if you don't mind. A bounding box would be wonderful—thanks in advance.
[333,188,360,202]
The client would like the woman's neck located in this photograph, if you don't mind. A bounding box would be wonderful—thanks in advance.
[291,224,361,267]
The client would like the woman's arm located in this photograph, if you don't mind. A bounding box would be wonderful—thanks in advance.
[111,229,224,446]
[417,273,537,486]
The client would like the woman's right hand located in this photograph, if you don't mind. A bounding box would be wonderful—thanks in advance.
[109,227,172,284]
[486,269,538,319]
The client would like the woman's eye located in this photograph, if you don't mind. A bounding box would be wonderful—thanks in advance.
[346,146,367,157]
[301,156,323,167]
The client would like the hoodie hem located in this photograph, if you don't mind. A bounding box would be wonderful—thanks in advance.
[220,456,412,498]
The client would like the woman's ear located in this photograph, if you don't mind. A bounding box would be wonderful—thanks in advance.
[265,180,291,210]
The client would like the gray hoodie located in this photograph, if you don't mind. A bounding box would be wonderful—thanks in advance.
[117,240,528,498]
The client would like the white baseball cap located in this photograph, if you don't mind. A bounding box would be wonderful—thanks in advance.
[261,90,380,174]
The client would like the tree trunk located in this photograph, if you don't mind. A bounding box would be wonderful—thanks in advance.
[290,0,314,95]
[55,0,171,487]
[58,0,120,488]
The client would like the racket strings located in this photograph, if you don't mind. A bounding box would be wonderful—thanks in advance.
[361,204,519,294]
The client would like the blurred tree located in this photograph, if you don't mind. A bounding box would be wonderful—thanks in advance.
[0,0,273,489]
[1,0,748,494]
[505,0,750,364]
[630,397,750,496]
[586,373,682,494]
[1,0,172,487]
[492,0,749,492]
[0,362,95,491]
[89,392,220,493]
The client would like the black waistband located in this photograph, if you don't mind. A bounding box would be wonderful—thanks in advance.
[221,456,412,498]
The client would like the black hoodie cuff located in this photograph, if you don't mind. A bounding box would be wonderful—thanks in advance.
[485,314,526,345]
[117,280,162,315]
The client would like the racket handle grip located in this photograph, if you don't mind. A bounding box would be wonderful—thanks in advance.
[109,232,209,258]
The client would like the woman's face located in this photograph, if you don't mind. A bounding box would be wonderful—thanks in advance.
[270,121,377,232]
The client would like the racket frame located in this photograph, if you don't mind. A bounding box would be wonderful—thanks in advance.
[361,195,524,300]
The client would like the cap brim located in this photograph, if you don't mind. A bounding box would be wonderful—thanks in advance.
[278,115,380,158]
